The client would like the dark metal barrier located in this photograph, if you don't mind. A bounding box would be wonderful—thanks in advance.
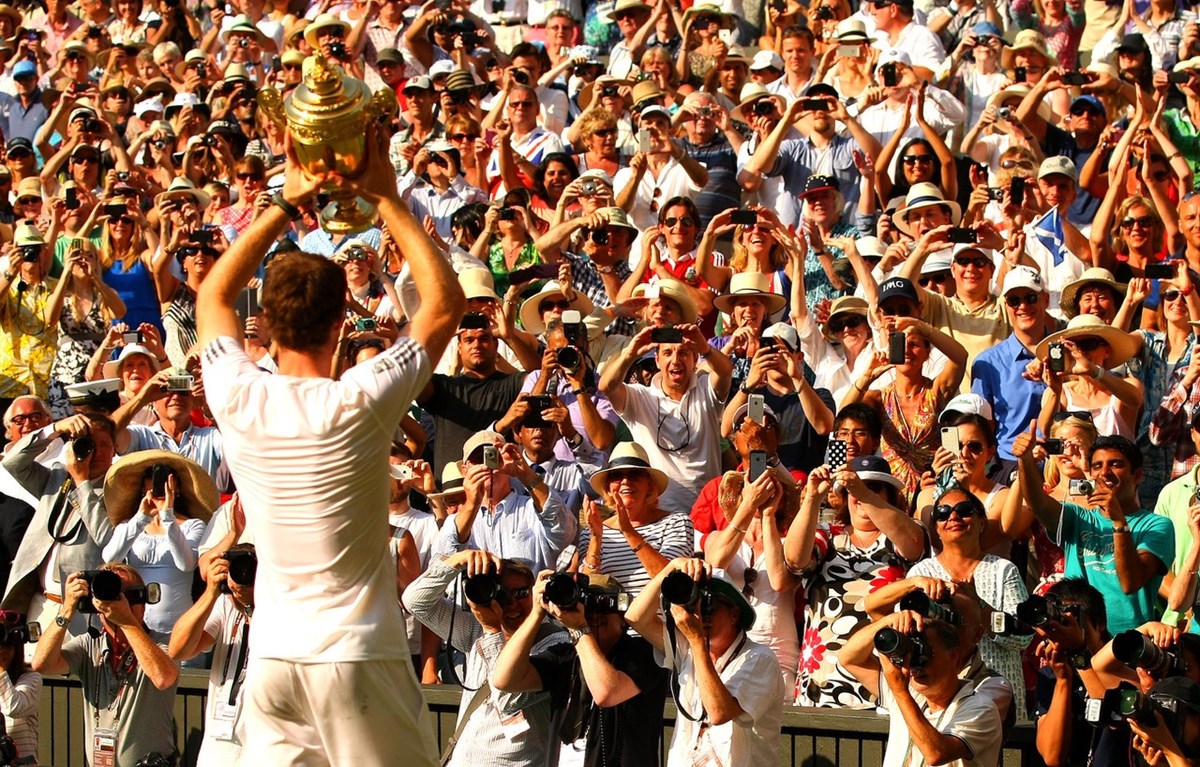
[36,673,1040,766]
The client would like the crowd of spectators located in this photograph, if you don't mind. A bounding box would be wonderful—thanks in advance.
[2,0,1200,763]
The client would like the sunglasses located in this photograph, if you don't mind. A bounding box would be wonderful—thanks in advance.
[237,172,263,181]
[827,314,866,334]
[961,440,985,454]
[283,63,302,71]
[451,132,479,142]
[954,256,991,269]
[592,127,617,137]
[1000,159,1034,170]
[510,586,532,600]
[1074,336,1108,352]
[1162,289,1185,302]
[16,197,39,205]
[539,299,571,312]
[664,216,695,228]
[1121,215,1155,229]
[742,566,757,599]
[931,501,983,523]
[1005,291,1039,307]
[73,155,99,164]
[1051,410,1093,423]
[902,154,933,165]
[919,273,949,287]
[509,100,535,108]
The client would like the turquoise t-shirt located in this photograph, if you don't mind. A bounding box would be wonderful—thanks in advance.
[1059,502,1175,634]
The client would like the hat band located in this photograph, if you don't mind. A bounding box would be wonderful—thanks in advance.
[904,195,949,208]
[441,479,465,491]
[605,456,653,473]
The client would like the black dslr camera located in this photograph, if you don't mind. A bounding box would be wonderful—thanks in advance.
[661,570,717,614]
[543,572,631,613]
[899,590,960,626]
[462,570,511,606]
[220,547,257,593]
[76,570,161,613]
[873,627,933,669]
[1112,630,1187,677]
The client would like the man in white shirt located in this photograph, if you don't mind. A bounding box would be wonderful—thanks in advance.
[867,0,945,81]
[599,323,732,514]
[510,43,570,135]
[485,83,567,189]
[195,128,466,766]
[765,25,818,104]
[857,49,965,151]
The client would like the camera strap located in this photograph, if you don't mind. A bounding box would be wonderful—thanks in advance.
[48,479,84,545]
[439,681,490,767]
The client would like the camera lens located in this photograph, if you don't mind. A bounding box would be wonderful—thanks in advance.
[873,627,911,660]
[1015,595,1057,627]
[899,590,960,626]
[555,346,582,373]
[661,570,701,606]
[1113,630,1177,676]
[90,570,124,601]
[464,573,502,605]
[223,550,258,588]
[72,435,95,459]
[544,573,586,608]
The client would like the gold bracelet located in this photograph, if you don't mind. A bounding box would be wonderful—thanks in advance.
[631,540,647,554]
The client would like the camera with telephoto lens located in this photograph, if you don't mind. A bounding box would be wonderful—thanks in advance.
[76,569,124,613]
[220,548,257,593]
[1014,594,1065,628]
[0,621,39,645]
[661,570,717,614]
[72,435,95,460]
[1112,630,1186,677]
[555,346,583,375]
[752,99,775,117]
[543,572,630,613]
[899,590,961,626]
[874,627,933,669]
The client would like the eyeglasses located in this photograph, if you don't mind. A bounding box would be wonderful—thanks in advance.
[539,299,571,312]
[1121,215,1155,229]
[237,172,263,181]
[450,132,479,142]
[931,501,983,523]
[664,216,695,228]
[283,63,302,71]
[742,567,758,599]
[656,401,692,452]
[1051,410,1093,423]
[1005,291,1039,307]
[902,154,933,165]
[1074,336,1108,352]
[8,413,48,426]
[827,314,866,334]
[835,427,871,440]
[1163,289,1185,302]
[919,273,949,287]
[509,100,535,108]
[16,197,40,205]
[954,256,991,269]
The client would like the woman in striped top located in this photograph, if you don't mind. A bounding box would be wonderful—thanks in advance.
[578,442,695,597]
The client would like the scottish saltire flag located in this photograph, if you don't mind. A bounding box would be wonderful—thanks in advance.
[1032,208,1070,267]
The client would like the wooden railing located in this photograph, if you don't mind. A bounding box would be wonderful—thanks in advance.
[33,672,1041,766]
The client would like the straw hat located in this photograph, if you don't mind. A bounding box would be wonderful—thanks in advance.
[630,79,665,109]
[605,0,652,22]
[102,343,161,379]
[428,461,465,502]
[589,442,669,496]
[103,450,218,524]
[458,268,499,302]
[713,271,787,315]
[632,278,699,324]
[894,182,962,236]
[1034,314,1140,368]
[729,83,785,124]
[1059,267,1127,319]
[304,13,350,48]
[682,3,736,31]
[155,177,211,209]
[822,296,869,341]
[13,222,42,246]
[1001,29,1059,69]
[518,280,594,333]
[985,84,1052,122]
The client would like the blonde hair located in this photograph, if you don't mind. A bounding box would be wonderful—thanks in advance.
[1110,196,1164,259]
[1043,416,1098,488]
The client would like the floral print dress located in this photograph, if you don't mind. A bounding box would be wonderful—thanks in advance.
[795,523,915,708]
[880,386,938,499]
[47,299,106,418]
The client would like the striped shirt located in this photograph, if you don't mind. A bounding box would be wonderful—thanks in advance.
[579,513,695,597]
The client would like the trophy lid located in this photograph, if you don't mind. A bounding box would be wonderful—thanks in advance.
[282,54,372,124]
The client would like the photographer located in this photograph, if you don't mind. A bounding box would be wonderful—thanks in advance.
[1129,677,1200,767]
[839,609,1003,767]
[402,550,569,767]
[0,413,114,639]
[0,616,40,764]
[32,564,179,767]
[1017,429,1173,633]
[168,544,255,767]
[1029,579,1129,767]
[624,557,783,766]
[491,571,668,766]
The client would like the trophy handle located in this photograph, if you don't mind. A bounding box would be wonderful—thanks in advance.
[364,87,398,125]
[257,88,286,130]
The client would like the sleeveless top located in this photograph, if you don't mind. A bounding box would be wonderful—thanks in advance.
[880,386,938,499]
[104,255,161,332]
[1062,386,1133,439]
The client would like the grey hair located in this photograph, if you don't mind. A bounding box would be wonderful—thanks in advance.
[3,396,49,428]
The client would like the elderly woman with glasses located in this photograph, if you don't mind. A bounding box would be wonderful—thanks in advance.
[785,455,925,708]
[867,486,1032,721]
[573,109,626,179]
[578,443,695,598]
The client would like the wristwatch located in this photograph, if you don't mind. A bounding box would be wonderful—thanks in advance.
[567,626,592,645]
[1068,648,1091,670]
[55,615,69,629]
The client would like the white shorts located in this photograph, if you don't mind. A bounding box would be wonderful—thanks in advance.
[238,658,439,767]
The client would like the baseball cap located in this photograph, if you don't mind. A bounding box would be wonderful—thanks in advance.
[1070,95,1106,116]
[850,455,903,490]
[805,82,840,101]
[376,48,403,65]
[1116,33,1150,55]
[1038,156,1078,181]
[6,137,33,156]
[638,105,671,122]
[750,50,783,71]
[878,48,912,68]
[763,321,799,351]
[1001,265,1045,295]
[429,59,455,79]
[12,60,35,79]
[920,252,953,275]
[878,276,919,304]
[403,76,434,93]
[730,399,780,426]
[972,21,1003,39]
[939,393,994,423]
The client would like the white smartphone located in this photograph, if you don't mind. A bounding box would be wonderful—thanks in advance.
[940,426,961,454]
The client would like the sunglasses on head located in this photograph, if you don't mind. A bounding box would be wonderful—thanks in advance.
[1005,291,1039,308]
[827,314,866,334]
[1051,410,1093,423]
[931,500,983,523]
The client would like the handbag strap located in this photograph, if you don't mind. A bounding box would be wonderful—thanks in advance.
[440,681,490,767]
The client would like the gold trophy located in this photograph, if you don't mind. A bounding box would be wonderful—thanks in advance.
[258,55,398,234]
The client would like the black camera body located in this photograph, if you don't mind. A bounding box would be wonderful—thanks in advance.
[1014,594,1064,628]
[221,549,257,592]
[899,589,961,626]
[555,345,583,375]
[463,572,507,606]
[544,572,587,608]
[874,627,933,669]
[498,207,517,221]
[76,569,125,613]
[72,435,95,460]
[328,41,346,59]
[661,570,717,616]
[18,244,40,263]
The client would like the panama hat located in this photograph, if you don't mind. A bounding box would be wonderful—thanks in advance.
[103,450,218,524]
[822,296,869,341]
[589,442,669,496]
[155,177,211,209]
[578,75,635,111]
[985,83,1052,122]
[729,82,785,124]
[606,0,652,22]
[632,278,699,324]
[1001,29,1059,69]
[519,280,594,334]
[102,343,161,379]
[428,461,466,502]
[304,13,350,48]
[458,268,500,302]
[1059,267,1127,319]
[682,3,736,31]
[894,182,962,236]
[713,271,787,315]
[221,14,267,46]
[1034,314,1140,368]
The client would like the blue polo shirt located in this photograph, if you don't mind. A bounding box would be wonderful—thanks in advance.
[0,92,49,144]
[971,332,1047,460]
[767,133,863,215]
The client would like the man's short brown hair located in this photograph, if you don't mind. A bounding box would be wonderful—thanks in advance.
[262,250,346,353]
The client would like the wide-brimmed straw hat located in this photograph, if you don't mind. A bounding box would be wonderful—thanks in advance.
[1034,314,1140,368]
[518,280,593,334]
[713,271,787,315]
[103,450,218,524]
[1059,267,1127,319]
[589,442,669,496]
[822,296,869,341]
[894,182,962,236]
[632,279,699,324]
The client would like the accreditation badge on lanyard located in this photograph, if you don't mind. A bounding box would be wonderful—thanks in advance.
[92,728,118,767]
[689,724,726,767]
[212,619,250,743]
[93,647,137,766]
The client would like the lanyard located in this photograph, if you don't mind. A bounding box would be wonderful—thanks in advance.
[219,614,250,706]
[94,646,137,729]
[48,479,83,544]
